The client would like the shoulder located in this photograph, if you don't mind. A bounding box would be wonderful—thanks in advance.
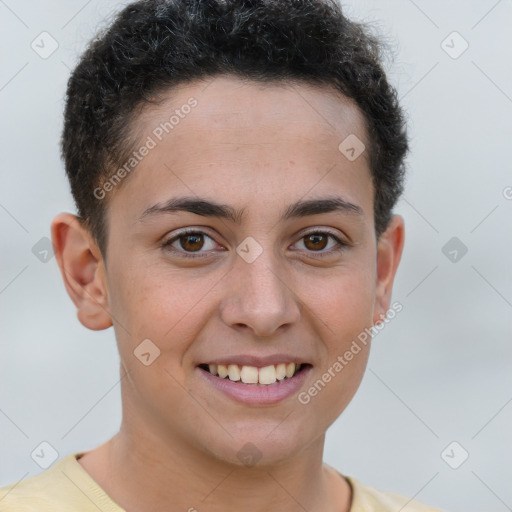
[347,476,446,512]
[0,453,123,512]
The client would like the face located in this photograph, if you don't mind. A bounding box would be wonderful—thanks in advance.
[57,75,404,467]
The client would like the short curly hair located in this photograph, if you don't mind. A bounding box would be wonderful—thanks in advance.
[61,0,408,259]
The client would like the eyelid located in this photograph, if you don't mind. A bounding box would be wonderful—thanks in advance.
[162,228,224,258]
[290,229,349,256]
[161,227,350,258]
[295,226,350,245]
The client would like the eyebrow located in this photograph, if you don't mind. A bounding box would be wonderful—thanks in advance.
[138,195,364,224]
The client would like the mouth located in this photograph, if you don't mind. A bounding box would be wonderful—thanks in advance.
[197,362,311,386]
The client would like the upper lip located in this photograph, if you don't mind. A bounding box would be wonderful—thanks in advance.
[198,354,312,367]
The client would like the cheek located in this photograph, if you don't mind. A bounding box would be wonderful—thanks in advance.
[307,258,376,341]
[300,259,375,411]
[108,264,219,364]
[109,269,214,414]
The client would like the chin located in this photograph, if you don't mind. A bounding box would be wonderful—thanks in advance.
[200,420,316,469]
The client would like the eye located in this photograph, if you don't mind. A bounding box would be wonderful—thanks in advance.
[162,229,221,259]
[162,228,349,260]
[292,230,348,256]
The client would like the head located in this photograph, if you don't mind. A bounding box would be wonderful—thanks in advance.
[52,0,407,468]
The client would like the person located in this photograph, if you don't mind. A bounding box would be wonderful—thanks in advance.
[0,0,445,510]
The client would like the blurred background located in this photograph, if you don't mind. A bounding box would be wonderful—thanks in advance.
[0,1,511,511]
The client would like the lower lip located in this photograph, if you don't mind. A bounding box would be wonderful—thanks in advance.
[196,365,313,405]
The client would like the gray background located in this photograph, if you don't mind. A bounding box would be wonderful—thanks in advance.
[1,1,511,511]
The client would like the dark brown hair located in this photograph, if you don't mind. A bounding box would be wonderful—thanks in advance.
[61,0,408,259]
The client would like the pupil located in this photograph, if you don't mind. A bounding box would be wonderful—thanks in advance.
[306,234,327,251]
[181,234,203,251]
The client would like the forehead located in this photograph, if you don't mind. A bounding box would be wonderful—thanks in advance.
[108,75,373,228]
[137,75,367,149]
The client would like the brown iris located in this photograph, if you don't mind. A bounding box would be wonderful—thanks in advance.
[303,233,328,251]
[180,233,205,252]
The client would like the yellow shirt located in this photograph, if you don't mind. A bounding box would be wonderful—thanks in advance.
[0,453,444,511]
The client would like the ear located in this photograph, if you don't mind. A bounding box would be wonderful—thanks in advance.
[51,213,113,331]
[373,214,405,324]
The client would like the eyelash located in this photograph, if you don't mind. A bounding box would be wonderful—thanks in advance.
[161,228,349,259]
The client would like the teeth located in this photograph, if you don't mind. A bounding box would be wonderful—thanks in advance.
[206,363,304,385]
[217,364,229,378]
[240,365,258,384]
[259,365,277,385]
[285,362,296,378]
[228,364,241,381]
[276,363,286,381]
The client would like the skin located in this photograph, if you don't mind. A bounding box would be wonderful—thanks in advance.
[51,75,404,512]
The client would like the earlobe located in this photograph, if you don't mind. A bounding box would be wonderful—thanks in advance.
[51,213,113,331]
[373,215,405,324]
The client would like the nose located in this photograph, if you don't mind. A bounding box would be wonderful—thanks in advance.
[219,247,301,337]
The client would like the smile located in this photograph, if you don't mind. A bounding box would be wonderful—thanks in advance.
[198,363,308,385]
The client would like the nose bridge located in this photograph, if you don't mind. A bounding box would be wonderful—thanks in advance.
[220,237,301,336]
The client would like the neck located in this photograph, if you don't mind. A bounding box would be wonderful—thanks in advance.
[78,418,352,512]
